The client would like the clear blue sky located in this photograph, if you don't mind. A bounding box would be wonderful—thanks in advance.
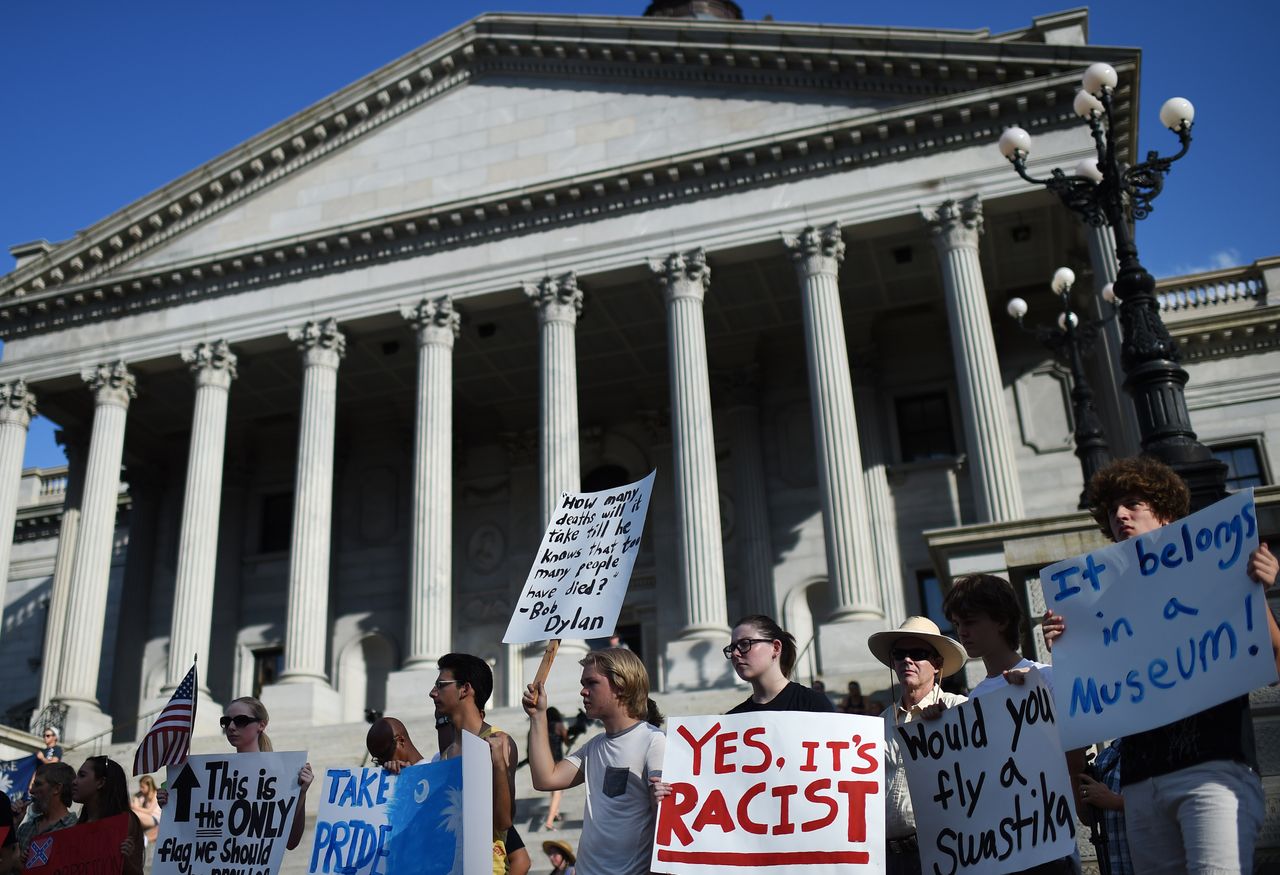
[3,1,1276,468]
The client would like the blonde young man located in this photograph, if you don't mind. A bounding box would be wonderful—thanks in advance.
[523,648,665,875]
[867,617,968,875]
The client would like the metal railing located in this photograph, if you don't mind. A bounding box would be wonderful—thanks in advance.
[1156,263,1267,312]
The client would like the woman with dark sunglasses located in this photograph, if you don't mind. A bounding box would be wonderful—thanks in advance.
[724,614,834,713]
[219,697,314,850]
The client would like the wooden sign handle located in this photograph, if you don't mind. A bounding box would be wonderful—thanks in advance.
[533,639,561,687]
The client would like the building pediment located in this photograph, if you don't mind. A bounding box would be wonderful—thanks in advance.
[0,8,1134,337]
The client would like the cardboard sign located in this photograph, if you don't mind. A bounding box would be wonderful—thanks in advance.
[308,731,492,875]
[898,672,1076,875]
[1038,489,1276,749]
[653,712,884,874]
[504,471,655,644]
[24,813,128,874]
[154,751,305,875]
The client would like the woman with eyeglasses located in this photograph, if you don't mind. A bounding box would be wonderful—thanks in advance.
[725,614,834,714]
[72,756,145,875]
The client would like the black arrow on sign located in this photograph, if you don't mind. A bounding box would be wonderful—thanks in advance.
[170,763,201,823]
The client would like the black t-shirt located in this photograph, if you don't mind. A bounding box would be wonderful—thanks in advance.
[1120,694,1252,785]
[727,682,835,714]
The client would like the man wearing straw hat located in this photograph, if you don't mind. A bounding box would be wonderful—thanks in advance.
[542,838,576,875]
[867,617,968,875]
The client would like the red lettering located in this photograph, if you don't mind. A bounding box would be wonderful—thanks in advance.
[714,731,739,775]
[771,785,798,835]
[800,741,819,772]
[656,783,699,847]
[676,722,721,776]
[837,780,878,843]
[736,783,767,835]
[740,727,772,774]
[825,740,849,771]
[691,789,735,834]
[801,779,837,833]
[852,740,878,775]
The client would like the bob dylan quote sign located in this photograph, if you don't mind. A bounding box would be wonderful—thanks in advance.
[504,471,654,644]
[653,712,884,874]
[1038,489,1276,749]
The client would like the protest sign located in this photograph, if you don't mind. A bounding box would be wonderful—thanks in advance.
[653,712,884,875]
[308,731,491,875]
[504,471,655,644]
[0,754,36,804]
[1038,489,1276,749]
[154,751,305,875]
[24,812,129,874]
[898,671,1076,875]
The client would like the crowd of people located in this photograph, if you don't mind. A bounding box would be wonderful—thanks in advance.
[4,455,1277,875]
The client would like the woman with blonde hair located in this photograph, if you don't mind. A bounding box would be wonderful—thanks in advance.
[130,774,161,845]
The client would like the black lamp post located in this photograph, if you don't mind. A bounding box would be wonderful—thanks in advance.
[1007,267,1115,509]
[997,63,1227,509]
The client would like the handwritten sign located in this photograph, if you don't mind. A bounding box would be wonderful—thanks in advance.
[652,712,884,874]
[24,813,128,873]
[504,471,655,644]
[308,731,491,875]
[154,751,305,875]
[1038,489,1276,748]
[898,672,1076,875]
[309,767,396,875]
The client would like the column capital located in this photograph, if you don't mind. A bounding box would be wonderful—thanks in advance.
[922,194,984,251]
[82,361,136,408]
[0,380,37,427]
[524,273,583,325]
[649,248,710,303]
[783,222,845,277]
[182,340,238,389]
[288,318,346,368]
[402,296,461,347]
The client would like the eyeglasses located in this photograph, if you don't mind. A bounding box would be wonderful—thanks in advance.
[722,638,775,659]
[432,680,461,691]
[890,648,937,664]
[219,715,260,730]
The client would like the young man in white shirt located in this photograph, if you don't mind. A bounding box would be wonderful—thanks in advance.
[523,647,665,875]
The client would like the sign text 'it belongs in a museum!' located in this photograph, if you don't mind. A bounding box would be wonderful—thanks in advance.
[504,471,655,644]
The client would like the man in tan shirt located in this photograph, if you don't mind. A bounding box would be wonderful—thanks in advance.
[867,617,968,875]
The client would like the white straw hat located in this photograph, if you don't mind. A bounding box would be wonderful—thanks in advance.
[867,616,967,678]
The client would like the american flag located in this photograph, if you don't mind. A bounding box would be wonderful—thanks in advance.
[133,664,197,776]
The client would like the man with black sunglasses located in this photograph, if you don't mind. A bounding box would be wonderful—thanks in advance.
[867,617,968,875]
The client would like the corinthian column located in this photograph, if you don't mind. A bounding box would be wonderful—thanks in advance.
[388,297,460,713]
[55,362,134,743]
[852,375,905,625]
[923,196,1024,522]
[164,341,236,731]
[784,223,884,677]
[37,430,85,714]
[0,381,37,629]
[650,249,733,688]
[725,371,776,618]
[524,274,583,524]
[522,274,587,701]
[263,318,345,725]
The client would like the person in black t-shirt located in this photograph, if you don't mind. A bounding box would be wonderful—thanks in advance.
[725,614,833,714]
[1042,456,1278,874]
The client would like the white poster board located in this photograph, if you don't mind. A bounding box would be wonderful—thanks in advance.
[653,712,884,875]
[154,751,305,875]
[503,471,655,644]
[1038,489,1275,748]
[898,672,1077,875]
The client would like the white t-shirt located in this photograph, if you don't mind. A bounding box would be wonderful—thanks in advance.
[564,720,666,875]
[968,657,1054,699]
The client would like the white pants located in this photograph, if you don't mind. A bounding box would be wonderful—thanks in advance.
[1122,759,1264,874]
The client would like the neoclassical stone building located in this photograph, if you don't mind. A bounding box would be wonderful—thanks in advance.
[0,6,1276,754]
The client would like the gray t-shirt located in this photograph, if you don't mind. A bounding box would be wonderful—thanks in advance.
[564,720,666,875]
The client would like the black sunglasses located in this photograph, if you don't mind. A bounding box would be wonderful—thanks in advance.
[890,647,937,663]
[219,715,260,730]
[722,638,775,659]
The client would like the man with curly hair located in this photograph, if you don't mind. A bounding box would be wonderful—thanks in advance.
[1043,455,1279,874]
